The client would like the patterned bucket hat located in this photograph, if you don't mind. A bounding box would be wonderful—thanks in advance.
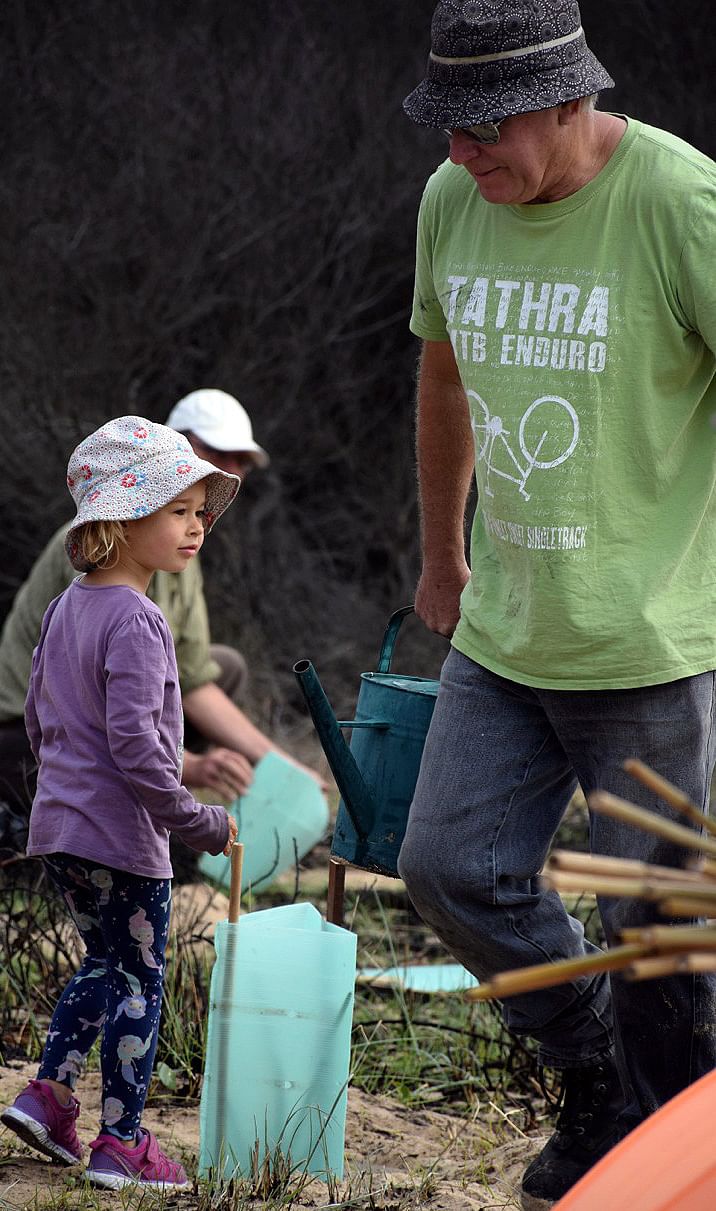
[65,415,240,570]
[403,0,614,128]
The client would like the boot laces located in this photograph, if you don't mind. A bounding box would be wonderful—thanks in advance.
[553,1065,611,1146]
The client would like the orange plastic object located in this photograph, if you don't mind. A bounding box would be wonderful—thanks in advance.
[554,1068,716,1210]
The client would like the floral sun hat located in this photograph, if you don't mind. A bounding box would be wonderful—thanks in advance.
[403,0,614,129]
[65,415,240,570]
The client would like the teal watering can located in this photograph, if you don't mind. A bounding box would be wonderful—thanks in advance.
[293,606,439,877]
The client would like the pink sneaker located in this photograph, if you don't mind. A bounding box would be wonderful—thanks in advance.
[0,1079,83,1165]
[86,1129,189,1190]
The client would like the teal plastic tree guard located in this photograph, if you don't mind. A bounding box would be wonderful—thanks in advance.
[198,752,329,892]
[199,902,357,1181]
[357,963,479,993]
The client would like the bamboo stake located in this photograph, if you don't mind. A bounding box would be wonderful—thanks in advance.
[228,841,244,924]
[624,758,716,837]
[677,955,716,973]
[542,871,643,897]
[547,849,705,884]
[587,790,716,860]
[211,839,244,1171]
[465,943,648,1002]
[541,869,716,903]
[658,896,716,918]
[626,954,716,981]
[689,857,716,880]
[625,956,693,980]
[465,773,716,998]
[620,925,716,950]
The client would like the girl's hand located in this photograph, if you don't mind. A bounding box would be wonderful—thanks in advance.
[222,813,238,856]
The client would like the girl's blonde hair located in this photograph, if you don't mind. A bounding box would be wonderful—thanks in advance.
[73,520,127,570]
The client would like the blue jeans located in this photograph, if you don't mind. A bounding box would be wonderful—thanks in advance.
[38,854,171,1139]
[398,649,716,1129]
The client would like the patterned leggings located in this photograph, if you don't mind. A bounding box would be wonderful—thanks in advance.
[38,853,171,1139]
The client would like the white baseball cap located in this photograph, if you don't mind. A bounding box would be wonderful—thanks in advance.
[166,389,270,468]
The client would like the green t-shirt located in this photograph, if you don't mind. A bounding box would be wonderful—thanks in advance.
[411,118,716,689]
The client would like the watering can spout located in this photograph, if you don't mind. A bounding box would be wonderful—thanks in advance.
[293,608,440,878]
[293,659,379,841]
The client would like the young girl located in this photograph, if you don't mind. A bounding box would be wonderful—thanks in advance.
[1,416,240,1190]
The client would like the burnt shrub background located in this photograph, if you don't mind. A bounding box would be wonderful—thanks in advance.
[0,0,713,729]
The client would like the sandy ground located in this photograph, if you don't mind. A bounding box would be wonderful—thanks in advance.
[0,880,544,1208]
[0,1060,540,1209]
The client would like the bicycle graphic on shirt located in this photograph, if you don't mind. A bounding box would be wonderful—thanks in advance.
[469,390,579,502]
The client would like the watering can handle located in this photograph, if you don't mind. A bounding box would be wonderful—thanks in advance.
[376,605,415,674]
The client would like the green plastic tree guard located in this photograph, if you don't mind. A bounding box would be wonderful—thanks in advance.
[199,902,357,1181]
[198,752,329,892]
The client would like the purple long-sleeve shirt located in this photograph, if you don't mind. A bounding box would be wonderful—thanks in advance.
[25,579,229,877]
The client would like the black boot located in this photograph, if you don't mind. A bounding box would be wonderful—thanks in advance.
[521,1057,625,1210]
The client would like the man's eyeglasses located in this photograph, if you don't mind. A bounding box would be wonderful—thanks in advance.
[442,120,504,146]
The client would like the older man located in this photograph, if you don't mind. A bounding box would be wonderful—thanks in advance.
[0,389,322,856]
[397,2,716,1208]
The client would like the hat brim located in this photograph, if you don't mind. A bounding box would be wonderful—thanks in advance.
[195,433,271,467]
[403,46,614,128]
[244,445,271,469]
